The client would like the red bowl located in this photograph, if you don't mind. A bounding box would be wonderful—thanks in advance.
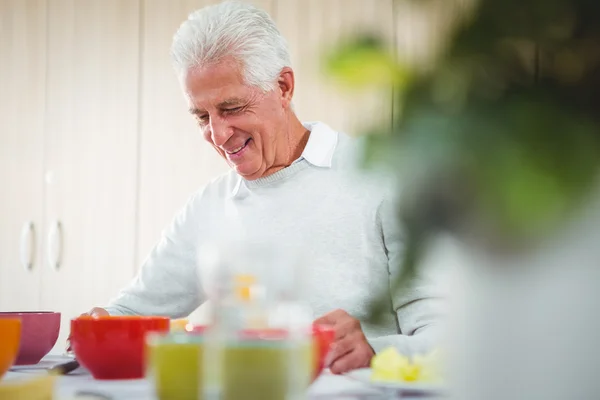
[71,315,170,380]
[312,324,335,379]
[0,312,61,365]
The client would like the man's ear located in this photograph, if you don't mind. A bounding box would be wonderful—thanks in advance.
[278,67,295,108]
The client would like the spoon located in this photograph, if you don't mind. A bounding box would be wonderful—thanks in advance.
[48,359,81,375]
[48,337,81,375]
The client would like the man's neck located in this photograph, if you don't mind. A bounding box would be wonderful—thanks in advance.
[287,117,310,164]
[268,114,310,172]
[254,113,311,179]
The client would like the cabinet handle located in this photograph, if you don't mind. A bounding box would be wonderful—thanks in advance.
[19,221,35,271]
[47,221,63,271]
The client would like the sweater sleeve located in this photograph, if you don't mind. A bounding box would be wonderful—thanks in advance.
[367,195,447,356]
[104,190,205,318]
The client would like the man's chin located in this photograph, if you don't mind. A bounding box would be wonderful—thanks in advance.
[235,164,263,181]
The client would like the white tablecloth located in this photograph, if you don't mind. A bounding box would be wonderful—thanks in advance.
[4,355,439,399]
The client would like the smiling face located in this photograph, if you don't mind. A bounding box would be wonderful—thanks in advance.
[183,58,295,180]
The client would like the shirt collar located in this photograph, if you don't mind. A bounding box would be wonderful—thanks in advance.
[299,121,338,168]
[229,121,339,198]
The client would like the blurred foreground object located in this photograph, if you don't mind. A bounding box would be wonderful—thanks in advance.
[326,0,600,398]
[199,238,314,400]
[169,318,190,332]
[0,375,56,400]
[326,0,600,250]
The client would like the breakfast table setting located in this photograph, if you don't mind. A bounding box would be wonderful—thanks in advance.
[4,353,441,399]
[0,312,447,400]
[0,268,447,400]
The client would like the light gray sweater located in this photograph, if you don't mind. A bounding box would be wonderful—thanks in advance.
[105,122,445,355]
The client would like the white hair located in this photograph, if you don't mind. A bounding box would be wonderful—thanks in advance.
[171,0,292,92]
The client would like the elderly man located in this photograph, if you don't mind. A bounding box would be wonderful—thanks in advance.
[85,1,443,374]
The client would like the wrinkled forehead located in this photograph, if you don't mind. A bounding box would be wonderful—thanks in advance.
[181,59,254,110]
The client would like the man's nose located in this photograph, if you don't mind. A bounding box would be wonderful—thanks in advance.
[209,117,232,147]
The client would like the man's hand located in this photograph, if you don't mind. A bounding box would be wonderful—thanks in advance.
[314,309,375,374]
[66,307,110,352]
[82,307,110,317]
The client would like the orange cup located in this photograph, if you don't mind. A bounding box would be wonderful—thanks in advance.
[0,318,21,378]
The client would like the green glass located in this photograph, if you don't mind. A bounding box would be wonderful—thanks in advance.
[147,333,204,400]
[211,337,313,400]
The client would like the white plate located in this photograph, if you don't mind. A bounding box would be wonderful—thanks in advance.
[345,368,447,395]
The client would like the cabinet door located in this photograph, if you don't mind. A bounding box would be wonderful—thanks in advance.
[136,0,272,269]
[40,0,141,346]
[0,0,46,312]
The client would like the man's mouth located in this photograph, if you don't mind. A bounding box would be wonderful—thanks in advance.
[226,138,251,155]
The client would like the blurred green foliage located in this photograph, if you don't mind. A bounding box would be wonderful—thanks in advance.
[325,0,600,324]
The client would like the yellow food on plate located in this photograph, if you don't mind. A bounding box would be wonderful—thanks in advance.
[371,347,442,383]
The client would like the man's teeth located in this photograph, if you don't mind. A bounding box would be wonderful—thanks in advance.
[228,143,246,154]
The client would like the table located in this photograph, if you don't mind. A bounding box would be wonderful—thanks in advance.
[4,355,438,399]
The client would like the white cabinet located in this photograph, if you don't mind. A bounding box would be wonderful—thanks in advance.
[0,0,47,312]
[0,0,142,349]
[40,0,141,346]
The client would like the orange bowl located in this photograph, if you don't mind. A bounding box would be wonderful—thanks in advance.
[70,316,170,380]
[0,318,21,378]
